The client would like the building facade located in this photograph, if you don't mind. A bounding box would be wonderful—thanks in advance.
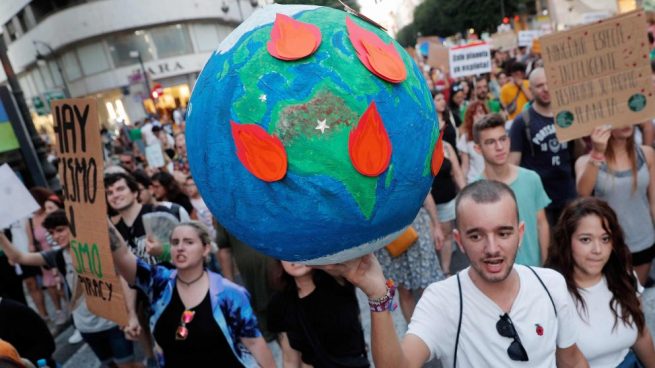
[0,0,256,135]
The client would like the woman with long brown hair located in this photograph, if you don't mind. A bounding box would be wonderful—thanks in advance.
[457,100,489,183]
[576,125,655,285]
[545,197,655,367]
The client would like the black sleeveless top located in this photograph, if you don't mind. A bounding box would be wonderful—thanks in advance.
[431,156,457,204]
[153,287,243,367]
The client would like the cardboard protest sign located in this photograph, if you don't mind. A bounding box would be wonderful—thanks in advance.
[491,31,518,51]
[518,30,541,47]
[0,164,40,229]
[427,44,450,70]
[540,10,655,142]
[51,99,128,325]
[449,42,492,78]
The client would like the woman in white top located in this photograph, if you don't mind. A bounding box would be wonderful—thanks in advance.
[457,100,488,183]
[545,197,655,367]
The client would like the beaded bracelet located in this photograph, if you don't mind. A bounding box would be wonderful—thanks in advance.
[368,279,397,312]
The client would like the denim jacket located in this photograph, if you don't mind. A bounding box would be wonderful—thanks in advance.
[134,259,261,367]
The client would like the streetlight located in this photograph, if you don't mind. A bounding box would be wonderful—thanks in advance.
[33,40,71,98]
[129,50,153,113]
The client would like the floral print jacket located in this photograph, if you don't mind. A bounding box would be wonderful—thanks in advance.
[134,258,261,367]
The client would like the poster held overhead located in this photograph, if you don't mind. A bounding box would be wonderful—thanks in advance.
[0,164,40,229]
[51,98,129,325]
[449,42,492,78]
[540,10,655,142]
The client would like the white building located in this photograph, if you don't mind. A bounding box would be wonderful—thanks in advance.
[0,0,257,131]
[359,0,424,36]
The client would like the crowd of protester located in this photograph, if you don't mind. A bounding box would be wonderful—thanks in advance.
[0,33,655,368]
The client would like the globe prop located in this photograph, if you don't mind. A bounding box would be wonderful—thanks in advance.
[187,4,441,264]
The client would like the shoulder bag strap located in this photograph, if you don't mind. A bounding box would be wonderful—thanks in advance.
[526,266,557,317]
[453,273,463,368]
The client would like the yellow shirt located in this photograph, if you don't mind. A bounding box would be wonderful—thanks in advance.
[500,80,530,120]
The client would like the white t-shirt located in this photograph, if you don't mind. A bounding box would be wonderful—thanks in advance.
[574,276,642,367]
[456,134,485,184]
[141,122,157,146]
[407,265,578,367]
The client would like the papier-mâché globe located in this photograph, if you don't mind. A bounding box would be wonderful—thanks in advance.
[186,4,441,264]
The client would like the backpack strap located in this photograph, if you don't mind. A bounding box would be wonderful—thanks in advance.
[521,108,535,157]
[453,272,463,368]
[526,266,557,317]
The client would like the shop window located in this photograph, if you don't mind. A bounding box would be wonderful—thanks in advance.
[61,50,82,80]
[30,0,57,23]
[38,63,54,89]
[151,24,192,59]
[108,30,155,68]
[78,42,110,75]
[48,60,64,86]
[5,22,18,42]
[31,69,46,94]
[192,23,221,53]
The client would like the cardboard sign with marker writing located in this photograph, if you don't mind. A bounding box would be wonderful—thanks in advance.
[51,99,128,325]
[427,43,450,71]
[491,31,518,51]
[541,10,655,142]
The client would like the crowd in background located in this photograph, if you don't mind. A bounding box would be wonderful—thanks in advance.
[0,31,655,368]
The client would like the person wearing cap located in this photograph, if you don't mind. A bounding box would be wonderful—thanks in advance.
[500,61,532,121]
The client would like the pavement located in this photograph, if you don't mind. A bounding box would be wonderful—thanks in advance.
[47,248,655,367]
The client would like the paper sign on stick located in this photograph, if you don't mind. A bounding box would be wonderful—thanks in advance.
[51,98,129,325]
[540,10,655,142]
[449,42,492,78]
[145,144,165,168]
[0,164,40,229]
[518,30,541,47]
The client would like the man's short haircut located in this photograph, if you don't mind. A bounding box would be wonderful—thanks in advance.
[472,113,506,143]
[131,169,152,188]
[507,61,526,75]
[104,172,140,193]
[43,210,69,230]
[455,180,518,228]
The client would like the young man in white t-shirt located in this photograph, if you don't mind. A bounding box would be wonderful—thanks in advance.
[326,180,589,367]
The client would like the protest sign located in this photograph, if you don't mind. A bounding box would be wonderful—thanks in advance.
[518,30,541,47]
[449,42,492,78]
[491,31,518,51]
[427,43,450,70]
[540,10,655,142]
[51,99,128,325]
[145,144,165,168]
[0,164,40,229]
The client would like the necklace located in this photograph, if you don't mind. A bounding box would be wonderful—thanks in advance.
[176,270,205,287]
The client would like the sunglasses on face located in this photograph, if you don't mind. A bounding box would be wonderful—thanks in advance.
[496,313,529,361]
[175,310,195,341]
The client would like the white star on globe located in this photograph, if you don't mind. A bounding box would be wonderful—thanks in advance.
[315,119,329,134]
[259,94,267,102]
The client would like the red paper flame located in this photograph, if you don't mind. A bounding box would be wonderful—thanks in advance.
[267,14,321,60]
[431,130,445,176]
[349,101,392,176]
[230,121,288,182]
[346,16,406,83]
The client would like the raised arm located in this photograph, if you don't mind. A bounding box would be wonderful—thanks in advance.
[576,126,611,196]
[321,255,429,368]
[643,146,655,226]
[0,232,46,267]
[108,221,137,286]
